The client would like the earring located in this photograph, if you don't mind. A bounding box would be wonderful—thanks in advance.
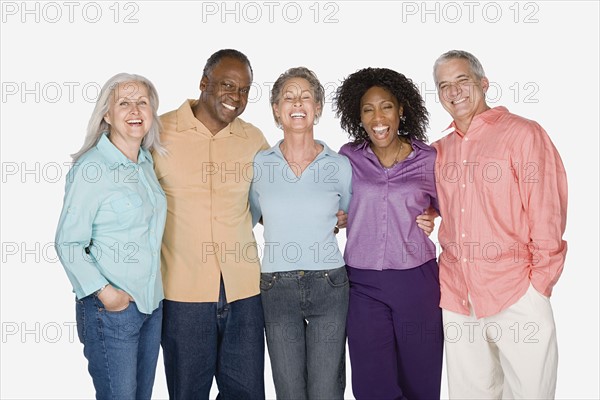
[400,115,406,122]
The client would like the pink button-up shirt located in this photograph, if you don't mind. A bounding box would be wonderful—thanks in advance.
[432,106,567,318]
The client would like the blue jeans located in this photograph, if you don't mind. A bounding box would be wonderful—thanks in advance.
[161,279,265,400]
[260,266,349,400]
[76,295,162,400]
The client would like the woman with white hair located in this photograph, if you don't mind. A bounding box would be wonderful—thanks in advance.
[55,73,167,399]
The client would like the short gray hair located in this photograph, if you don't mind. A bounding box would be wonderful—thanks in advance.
[433,50,486,86]
[270,67,325,126]
[72,72,165,161]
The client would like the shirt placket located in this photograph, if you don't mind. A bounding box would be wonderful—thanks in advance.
[209,136,217,246]
[136,162,160,307]
[379,168,390,270]
[458,135,472,308]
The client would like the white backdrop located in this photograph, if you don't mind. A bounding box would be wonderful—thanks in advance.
[1,1,598,399]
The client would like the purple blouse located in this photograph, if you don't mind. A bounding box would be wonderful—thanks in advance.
[339,139,438,270]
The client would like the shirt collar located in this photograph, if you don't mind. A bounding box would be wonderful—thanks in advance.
[138,147,153,163]
[176,99,248,138]
[96,133,150,169]
[353,137,428,155]
[446,106,509,137]
[265,139,334,161]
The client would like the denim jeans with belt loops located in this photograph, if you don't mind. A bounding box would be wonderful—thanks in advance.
[261,265,349,400]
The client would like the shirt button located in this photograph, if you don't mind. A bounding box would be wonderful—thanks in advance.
[464,137,469,141]
[461,208,465,213]
[299,271,304,276]
[462,258,467,263]
[462,299,467,305]
[463,160,467,164]
[461,183,466,188]
[461,233,466,237]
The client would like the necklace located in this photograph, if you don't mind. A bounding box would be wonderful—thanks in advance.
[375,138,404,169]
[389,140,404,167]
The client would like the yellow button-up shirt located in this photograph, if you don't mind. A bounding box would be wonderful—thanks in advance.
[153,100,269,302]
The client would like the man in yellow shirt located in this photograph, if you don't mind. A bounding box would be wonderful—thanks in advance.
[153,49,269,399]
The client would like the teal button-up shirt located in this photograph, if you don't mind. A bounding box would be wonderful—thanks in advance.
[55,133,166,314]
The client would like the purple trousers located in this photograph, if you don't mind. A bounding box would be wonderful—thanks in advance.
[346,259,443,400]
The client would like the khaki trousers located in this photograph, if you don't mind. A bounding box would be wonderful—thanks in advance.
[443,284,558,399]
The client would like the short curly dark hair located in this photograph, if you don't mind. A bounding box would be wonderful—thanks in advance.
[334,68,429,144]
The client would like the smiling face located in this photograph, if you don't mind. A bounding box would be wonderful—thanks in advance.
[104,81,152,144]
[199,57,252,132]
[273,77,321,133]
[435,58,489,132]
[360,86,403,150]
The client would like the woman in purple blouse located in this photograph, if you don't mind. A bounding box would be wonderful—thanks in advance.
[334,68,442,400]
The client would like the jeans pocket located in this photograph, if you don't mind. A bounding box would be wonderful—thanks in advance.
[103,301,134,314]
[94,293,134,314]
[75,300,85,343]
[99,301,141,341]
[324,266,349,288]
[260,273,276,292]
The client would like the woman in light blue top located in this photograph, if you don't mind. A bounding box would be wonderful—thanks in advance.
[249,67,352,400]
[55,73,167,400]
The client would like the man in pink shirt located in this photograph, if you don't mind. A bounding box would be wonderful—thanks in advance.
[432,50,567,399]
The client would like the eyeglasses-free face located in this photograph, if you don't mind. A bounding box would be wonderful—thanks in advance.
[199,57,253,131]
[435,58,489,131]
